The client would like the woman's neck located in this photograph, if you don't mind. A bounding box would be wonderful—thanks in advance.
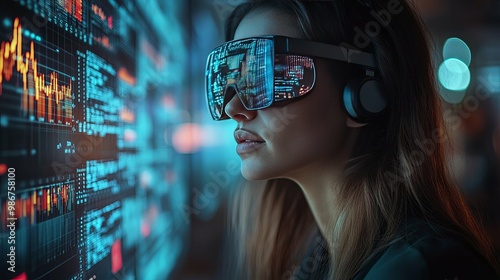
[286,162,344,248]
[282,126,360,250]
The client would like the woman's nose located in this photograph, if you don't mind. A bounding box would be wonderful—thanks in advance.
[224,88,257,121]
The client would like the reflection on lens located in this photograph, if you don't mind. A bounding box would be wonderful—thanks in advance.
[238,39,273,109]
[274,55,315,102]
[206,38,274,115]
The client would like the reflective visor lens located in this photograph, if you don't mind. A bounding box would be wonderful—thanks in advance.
[205,37,316,120]
[274,55,315,102]
[206,38,274,120]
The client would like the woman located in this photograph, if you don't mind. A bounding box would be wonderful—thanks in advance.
[204,0,500,279]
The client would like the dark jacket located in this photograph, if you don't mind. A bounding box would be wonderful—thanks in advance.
[291,218,499,279]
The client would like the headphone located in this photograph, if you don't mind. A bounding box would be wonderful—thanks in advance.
[342,67,388,124]
[340,0,388,123]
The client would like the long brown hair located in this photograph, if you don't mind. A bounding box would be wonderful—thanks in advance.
[223,0,499,279]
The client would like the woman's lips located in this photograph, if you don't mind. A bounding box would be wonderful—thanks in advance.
[234,129,265,155]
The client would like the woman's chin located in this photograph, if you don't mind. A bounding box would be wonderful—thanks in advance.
[241,169,267,181]
[241,164,274,181]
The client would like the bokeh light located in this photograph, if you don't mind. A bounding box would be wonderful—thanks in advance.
[172,123,204,154]
[478,66,500,94]
[438,58,471,92]
[443,37,471,66]
[439,88,467,104]
[0,163,7,175]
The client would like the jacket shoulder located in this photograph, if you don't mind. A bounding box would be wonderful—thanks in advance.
[361,221,499,280]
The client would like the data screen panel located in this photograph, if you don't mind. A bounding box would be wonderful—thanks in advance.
[0,1,189,279]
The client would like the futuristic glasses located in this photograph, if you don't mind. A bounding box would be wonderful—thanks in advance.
[205,36,377,120]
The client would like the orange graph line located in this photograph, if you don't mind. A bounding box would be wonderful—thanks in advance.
[0,18,72,123]
[1,184,73,227]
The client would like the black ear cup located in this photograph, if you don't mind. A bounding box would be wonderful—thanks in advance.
[343,76,387,123]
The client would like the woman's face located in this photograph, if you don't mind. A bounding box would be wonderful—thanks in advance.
[226,8,358,181]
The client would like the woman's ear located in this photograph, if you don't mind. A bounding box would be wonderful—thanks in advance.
[346,117,368,128]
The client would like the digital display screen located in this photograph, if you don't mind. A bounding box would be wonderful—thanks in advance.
[0,1,189,279]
